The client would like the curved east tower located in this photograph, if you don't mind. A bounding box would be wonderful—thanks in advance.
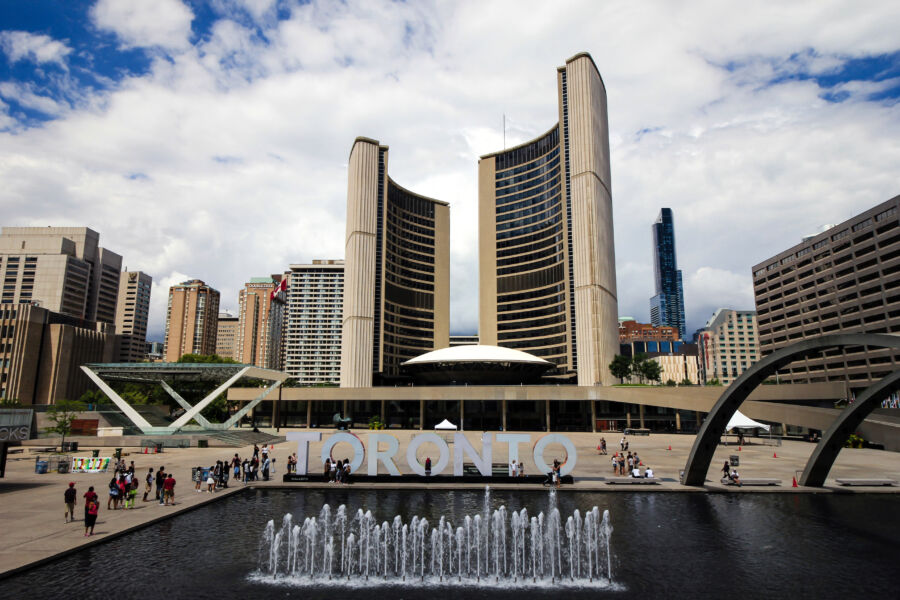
[341,137,450,387]
[478,53,618,385]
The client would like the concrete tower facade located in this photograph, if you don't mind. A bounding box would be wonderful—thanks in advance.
[478,52,618,386]
[341,137,450,387]
[163,279,220,361]
[115,270,152,362]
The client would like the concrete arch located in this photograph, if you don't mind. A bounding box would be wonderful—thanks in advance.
[682,333,900,486]
[800,369,900,486]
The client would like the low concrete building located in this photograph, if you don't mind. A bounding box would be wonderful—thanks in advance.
[0,304,116,404]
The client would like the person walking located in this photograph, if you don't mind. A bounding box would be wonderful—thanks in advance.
[84,498,99,536]
[262,455,271,481]
[82,486,97,522]
[721,460,731,480]
[143,468,154,502]
[157,468,166,505]
[64,482,77,523]
[163,472,176,505]
[155,466,166,501]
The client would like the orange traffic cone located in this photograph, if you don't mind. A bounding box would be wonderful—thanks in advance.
[738,446,742,451]
[773,452,778,458]
[639,461,643,466]
[667,445,672,451]
[792,477,798,488]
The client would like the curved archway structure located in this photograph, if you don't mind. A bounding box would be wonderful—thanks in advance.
[682,333,900,486]
[800,369,900,486]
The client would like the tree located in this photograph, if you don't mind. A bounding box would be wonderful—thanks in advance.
[680,377,693,386]
[631,353,648,383]
[45,399,86,452]
[665,379,677,386]
[178,353,238,364]
[640,360,663,384]
[706,378,723,386]
[0,397,22,408]
[608,355,632,382]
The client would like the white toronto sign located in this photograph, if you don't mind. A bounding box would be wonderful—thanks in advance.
[286,431,577,477]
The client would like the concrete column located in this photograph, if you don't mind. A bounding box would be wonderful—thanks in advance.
[545,398,551,431]
[343,400,349,422]
[306,401,312,428]
[460,400,465,431]
[273,388,281,432]
[675,411,682,431]
[639,404,645,429]
[626,412,632,428]
[419,399,425,431]
[590,400,597,433]
[380,399,385,423]
[501,398,507,431]
[695,411,702,428]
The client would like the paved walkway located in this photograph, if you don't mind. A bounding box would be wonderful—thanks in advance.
[1,430,898,577]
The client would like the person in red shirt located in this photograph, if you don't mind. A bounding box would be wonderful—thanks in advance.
[163,473,176,506]
[82,486,97,522]
[84,499,99,536]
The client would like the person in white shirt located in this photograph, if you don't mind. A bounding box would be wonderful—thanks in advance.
[631,467,641,478]
[644,467,654,478]
[510,460,518,477]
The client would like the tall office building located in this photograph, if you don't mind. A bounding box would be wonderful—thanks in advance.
[236,276,286,370]
[752,195,900,387]
[115,270,152,362]
[695,309,760,385]
[478,52,618,386]
[649,208,686,339]
[285,260,344,384]
[215,311,239,361]
[341,137,450,387]
[0,227,122,324]
[163,279,220,361]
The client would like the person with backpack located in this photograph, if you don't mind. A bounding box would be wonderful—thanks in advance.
[107,475,119,510]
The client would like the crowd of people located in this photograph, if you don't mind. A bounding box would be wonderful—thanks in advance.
[323,457,353,483]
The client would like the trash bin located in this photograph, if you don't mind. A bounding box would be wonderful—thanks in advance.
[115,448,122,459]
[35,460,49,474]
[58,461,70,474]
[729,455,740,467]
[91,449,100,458]
[155,443,164,454]
[197,439,208,449]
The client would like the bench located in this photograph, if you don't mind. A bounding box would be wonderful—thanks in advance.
[720,478,780,486]
[605,477,659,485]
[835,478,897,487]
[624,428,650,436]
[461,464,511,477]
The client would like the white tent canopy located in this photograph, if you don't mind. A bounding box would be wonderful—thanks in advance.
[726,410,771,432]
[434,419,458,430]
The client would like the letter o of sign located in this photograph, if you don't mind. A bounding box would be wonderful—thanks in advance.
[321,432,365,473]
[406,432,450,476]
[533,433,577,477]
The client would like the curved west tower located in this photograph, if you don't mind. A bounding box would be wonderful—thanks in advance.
[341,137,450,387]
[478,53,618,385]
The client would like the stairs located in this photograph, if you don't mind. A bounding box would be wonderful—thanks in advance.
[203,430,286,447]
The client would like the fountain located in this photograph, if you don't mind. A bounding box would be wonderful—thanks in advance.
[256,488,613,588]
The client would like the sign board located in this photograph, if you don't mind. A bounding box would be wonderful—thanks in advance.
[70,457,111,473]
[286,431,577,477]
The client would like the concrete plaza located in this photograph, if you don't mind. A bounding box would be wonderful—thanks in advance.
[1,430,898,578]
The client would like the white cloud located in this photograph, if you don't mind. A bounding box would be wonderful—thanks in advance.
[1,0,899,341]
[0,31,71,66]
[90,0,194,52]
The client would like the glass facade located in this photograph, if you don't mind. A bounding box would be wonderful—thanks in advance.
[650,208,686,339]
[378,179,440,377]
[492,127,573,369]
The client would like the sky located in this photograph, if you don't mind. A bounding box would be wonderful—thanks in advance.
[1,0,899,343]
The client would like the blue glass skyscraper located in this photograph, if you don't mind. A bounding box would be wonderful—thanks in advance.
[650,208,686,339]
